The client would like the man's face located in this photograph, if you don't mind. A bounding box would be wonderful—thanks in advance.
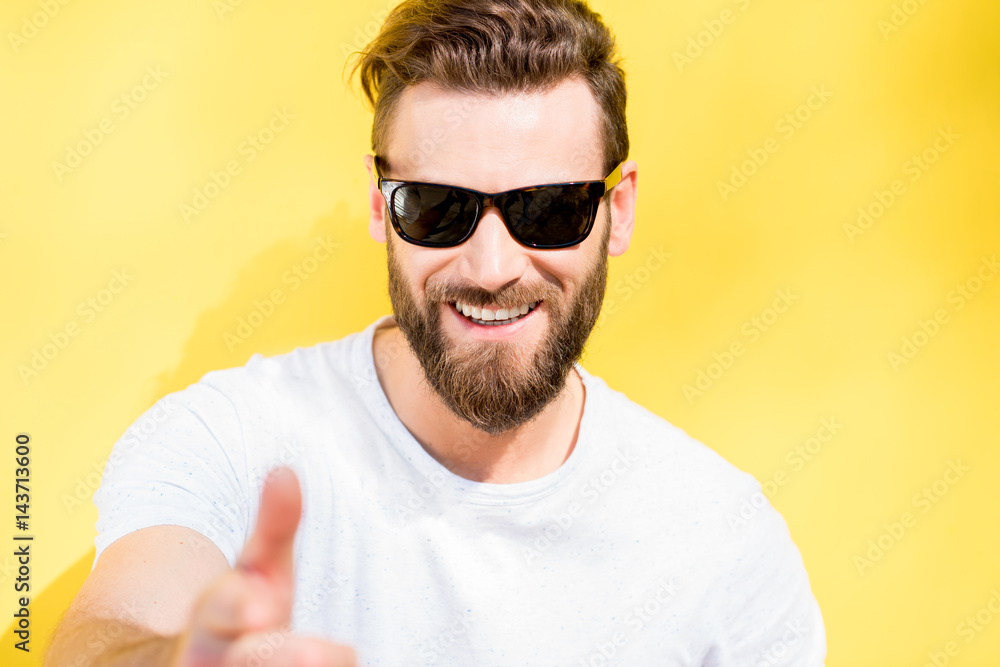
[367,77,630,436]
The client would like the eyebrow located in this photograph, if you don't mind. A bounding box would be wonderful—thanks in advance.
[374,153,623,193]
[374,155,461,187]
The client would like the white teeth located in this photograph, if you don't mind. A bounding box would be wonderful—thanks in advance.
[454,300,539,324]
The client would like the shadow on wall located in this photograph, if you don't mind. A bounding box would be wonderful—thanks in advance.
[2,202,391,665]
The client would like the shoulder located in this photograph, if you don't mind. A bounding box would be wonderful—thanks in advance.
[582,369,792,565]
[192,325,372,410]
[584,369,761,507]
[584,374,824,644]
[143,325,375,472]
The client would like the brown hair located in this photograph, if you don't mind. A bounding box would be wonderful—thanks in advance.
[347,0,628,177]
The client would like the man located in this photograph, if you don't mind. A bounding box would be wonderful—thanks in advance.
[47,1,827,665]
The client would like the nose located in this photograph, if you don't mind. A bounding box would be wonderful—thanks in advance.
[456,205,531,293]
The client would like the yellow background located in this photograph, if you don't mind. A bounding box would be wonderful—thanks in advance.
[1,0,998,664]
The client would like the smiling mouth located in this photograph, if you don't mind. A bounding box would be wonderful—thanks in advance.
[450,300,541,326]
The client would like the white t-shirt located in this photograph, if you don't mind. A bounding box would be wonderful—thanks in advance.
[93,314,827,667]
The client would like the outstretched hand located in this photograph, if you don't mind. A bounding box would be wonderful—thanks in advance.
[170,466,356,666]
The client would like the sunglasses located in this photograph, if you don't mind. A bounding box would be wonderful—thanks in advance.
[373,154,624,249]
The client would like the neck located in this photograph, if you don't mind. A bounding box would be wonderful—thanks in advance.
[372,320,585,484]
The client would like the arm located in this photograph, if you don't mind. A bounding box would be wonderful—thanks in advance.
[702,476,827,666]
[45,525,230,667]
[45,468,357,667]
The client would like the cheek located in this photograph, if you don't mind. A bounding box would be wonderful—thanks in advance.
[401,251,458,302]
[545,256,594,292]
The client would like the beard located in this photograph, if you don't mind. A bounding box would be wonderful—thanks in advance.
[385,212,611,437]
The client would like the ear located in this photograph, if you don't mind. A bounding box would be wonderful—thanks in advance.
[364,154,387,243]
[607,159,637,257]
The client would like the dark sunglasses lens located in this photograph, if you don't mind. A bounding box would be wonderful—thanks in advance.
[503,186,595,247]
[392,185,478,246]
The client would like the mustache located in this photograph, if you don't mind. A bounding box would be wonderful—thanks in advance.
[426,286,555,311]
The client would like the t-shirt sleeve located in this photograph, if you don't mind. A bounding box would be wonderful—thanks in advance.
[701,475,827,667]
[92,380,252,571]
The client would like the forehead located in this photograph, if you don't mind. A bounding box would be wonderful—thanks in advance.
[383,77,604,190]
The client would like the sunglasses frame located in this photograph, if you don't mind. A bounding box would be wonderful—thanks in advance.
[372,154,624,249]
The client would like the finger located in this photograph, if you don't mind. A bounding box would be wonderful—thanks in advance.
[232,466,302,632]
[175,468,305,667]
[191,570,255,637]
[223,631,357,667]
[237,466,302,584]
[175,571,271,666]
